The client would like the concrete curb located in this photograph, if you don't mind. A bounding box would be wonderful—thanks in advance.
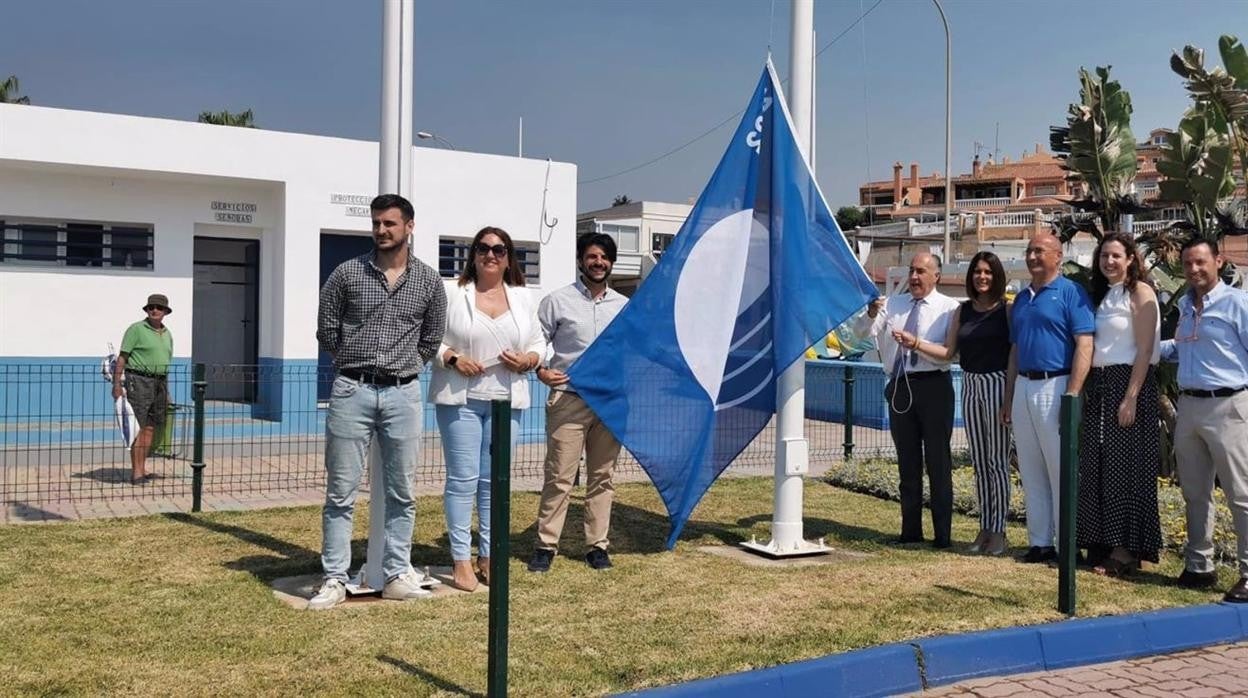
[618,601,1248,697]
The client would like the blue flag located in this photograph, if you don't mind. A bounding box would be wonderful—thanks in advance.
[568,60,879,548]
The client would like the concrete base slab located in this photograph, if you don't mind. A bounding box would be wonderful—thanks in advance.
[272,567,486,610]
[697,545,871,568]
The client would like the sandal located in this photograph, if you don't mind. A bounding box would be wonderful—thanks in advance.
[475,557,491,586]
[450,560,479,592]
[1094,557,1138,578]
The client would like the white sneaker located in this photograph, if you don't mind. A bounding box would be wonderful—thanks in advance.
[307,578,347,610]
[382,570,433,601]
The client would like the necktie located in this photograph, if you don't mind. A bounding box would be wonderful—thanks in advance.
[892,298,923,376]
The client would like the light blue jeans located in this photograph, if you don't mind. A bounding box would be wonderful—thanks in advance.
[322,375,422,582]
[436,399,520,561]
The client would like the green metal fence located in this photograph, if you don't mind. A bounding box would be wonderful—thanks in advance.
[1,361,941,515]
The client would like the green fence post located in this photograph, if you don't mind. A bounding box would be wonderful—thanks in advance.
[488,399,512,698]
[1058,393,1082,615]
[842,364,855,459]
[191,363,207,513]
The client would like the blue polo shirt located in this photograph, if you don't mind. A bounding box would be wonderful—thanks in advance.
[1010,275,1095,373]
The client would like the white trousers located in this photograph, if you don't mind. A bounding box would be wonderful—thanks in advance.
[1012,375,1067,548]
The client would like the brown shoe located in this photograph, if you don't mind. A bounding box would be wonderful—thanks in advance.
[450,560,478,592]
[964,530,990,554]
[982,533,1008,556]
[475,557,490,586]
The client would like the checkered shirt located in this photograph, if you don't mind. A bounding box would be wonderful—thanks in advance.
[316,252,448,377]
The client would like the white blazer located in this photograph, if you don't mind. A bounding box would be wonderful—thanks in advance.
[429,282,546,409]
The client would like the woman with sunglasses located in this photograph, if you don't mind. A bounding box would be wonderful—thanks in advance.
[1075,232,1162,577]
[430,226,545,591]
[894,250,1013,555]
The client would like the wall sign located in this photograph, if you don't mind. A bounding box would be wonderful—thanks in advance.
[211,201,257,224]
[331,193,373,219]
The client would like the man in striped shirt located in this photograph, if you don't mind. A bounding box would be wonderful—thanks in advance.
[308,193,447,610]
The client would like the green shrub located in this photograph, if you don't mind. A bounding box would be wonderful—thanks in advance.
[826,460,1237,564]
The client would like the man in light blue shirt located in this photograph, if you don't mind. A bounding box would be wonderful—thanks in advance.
[529,233,628,573]
[1161,238,1248,602]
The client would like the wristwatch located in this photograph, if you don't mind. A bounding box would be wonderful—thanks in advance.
[447,354,459,367]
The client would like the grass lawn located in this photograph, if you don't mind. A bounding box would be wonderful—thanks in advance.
[0,476,1234,697]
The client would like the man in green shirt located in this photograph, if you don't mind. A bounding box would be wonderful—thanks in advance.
[112,293,174,484]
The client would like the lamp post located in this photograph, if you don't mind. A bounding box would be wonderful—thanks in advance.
[933,0,952,262]
[416,130,458,150]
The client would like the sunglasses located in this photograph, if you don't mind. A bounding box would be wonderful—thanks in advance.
[1175,306,1202,344]
[474,243,508,258]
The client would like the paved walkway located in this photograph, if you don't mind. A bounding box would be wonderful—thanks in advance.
[918,642,1248,697]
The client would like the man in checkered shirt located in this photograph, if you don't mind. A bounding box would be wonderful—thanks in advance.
[308,193,447,610]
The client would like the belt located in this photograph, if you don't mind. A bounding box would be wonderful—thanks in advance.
[888,369,943,379]
[1021,369,1070,380]
[1181,386,1247,398]
[893,370,946,380]
[339,369,418,387]
[127,370,166,380]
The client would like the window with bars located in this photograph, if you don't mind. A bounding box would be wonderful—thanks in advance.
[438,237,540,285]
[0,219,154,269]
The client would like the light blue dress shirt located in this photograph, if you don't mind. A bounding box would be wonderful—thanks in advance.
[1160,282,1248,391]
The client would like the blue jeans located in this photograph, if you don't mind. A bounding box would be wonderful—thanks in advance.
[436,399,520,561]
[322,375,422,582]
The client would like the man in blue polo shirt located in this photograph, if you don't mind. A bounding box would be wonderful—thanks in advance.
[1161,238,1248,602]
[1004,233,1095,563]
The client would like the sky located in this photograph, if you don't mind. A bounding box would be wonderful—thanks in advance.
[3,0,1247,211]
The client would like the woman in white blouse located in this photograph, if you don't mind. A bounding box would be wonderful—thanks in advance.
[431,227,545,591]
[1075,231,1163,577]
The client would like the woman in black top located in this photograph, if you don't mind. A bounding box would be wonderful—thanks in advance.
[894,251,1013,554]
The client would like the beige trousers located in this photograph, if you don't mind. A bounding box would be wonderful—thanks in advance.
[535,390,622,551]
[1175,390,1248,577]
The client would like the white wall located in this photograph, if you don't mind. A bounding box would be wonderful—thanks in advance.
[0,104,577,361]
[0,166,280,357]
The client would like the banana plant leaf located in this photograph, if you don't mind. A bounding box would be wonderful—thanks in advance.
[1050,66,1137,231]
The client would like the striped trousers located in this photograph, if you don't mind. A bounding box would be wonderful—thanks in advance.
[963,370,1012,533]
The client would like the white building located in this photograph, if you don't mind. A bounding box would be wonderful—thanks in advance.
[575,200,691,295]
[0,103,577,419]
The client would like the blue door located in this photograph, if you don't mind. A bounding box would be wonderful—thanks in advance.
[318,234,374,400]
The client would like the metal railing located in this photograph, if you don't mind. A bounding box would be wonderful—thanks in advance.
[0,361,972,515]
[1132,219,1183,234]
[953,196,1012,209]
[982,212,1036,228]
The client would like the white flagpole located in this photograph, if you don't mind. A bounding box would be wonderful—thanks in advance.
[357,0,416,593]
[748,0,825,557]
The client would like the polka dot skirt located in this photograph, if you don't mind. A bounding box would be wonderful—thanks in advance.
[1076,363,1163,562]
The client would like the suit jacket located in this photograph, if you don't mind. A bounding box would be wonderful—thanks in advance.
[429,281,545,409]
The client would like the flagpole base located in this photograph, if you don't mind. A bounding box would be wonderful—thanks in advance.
[739,535,831,559]
[345,565,441,596]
